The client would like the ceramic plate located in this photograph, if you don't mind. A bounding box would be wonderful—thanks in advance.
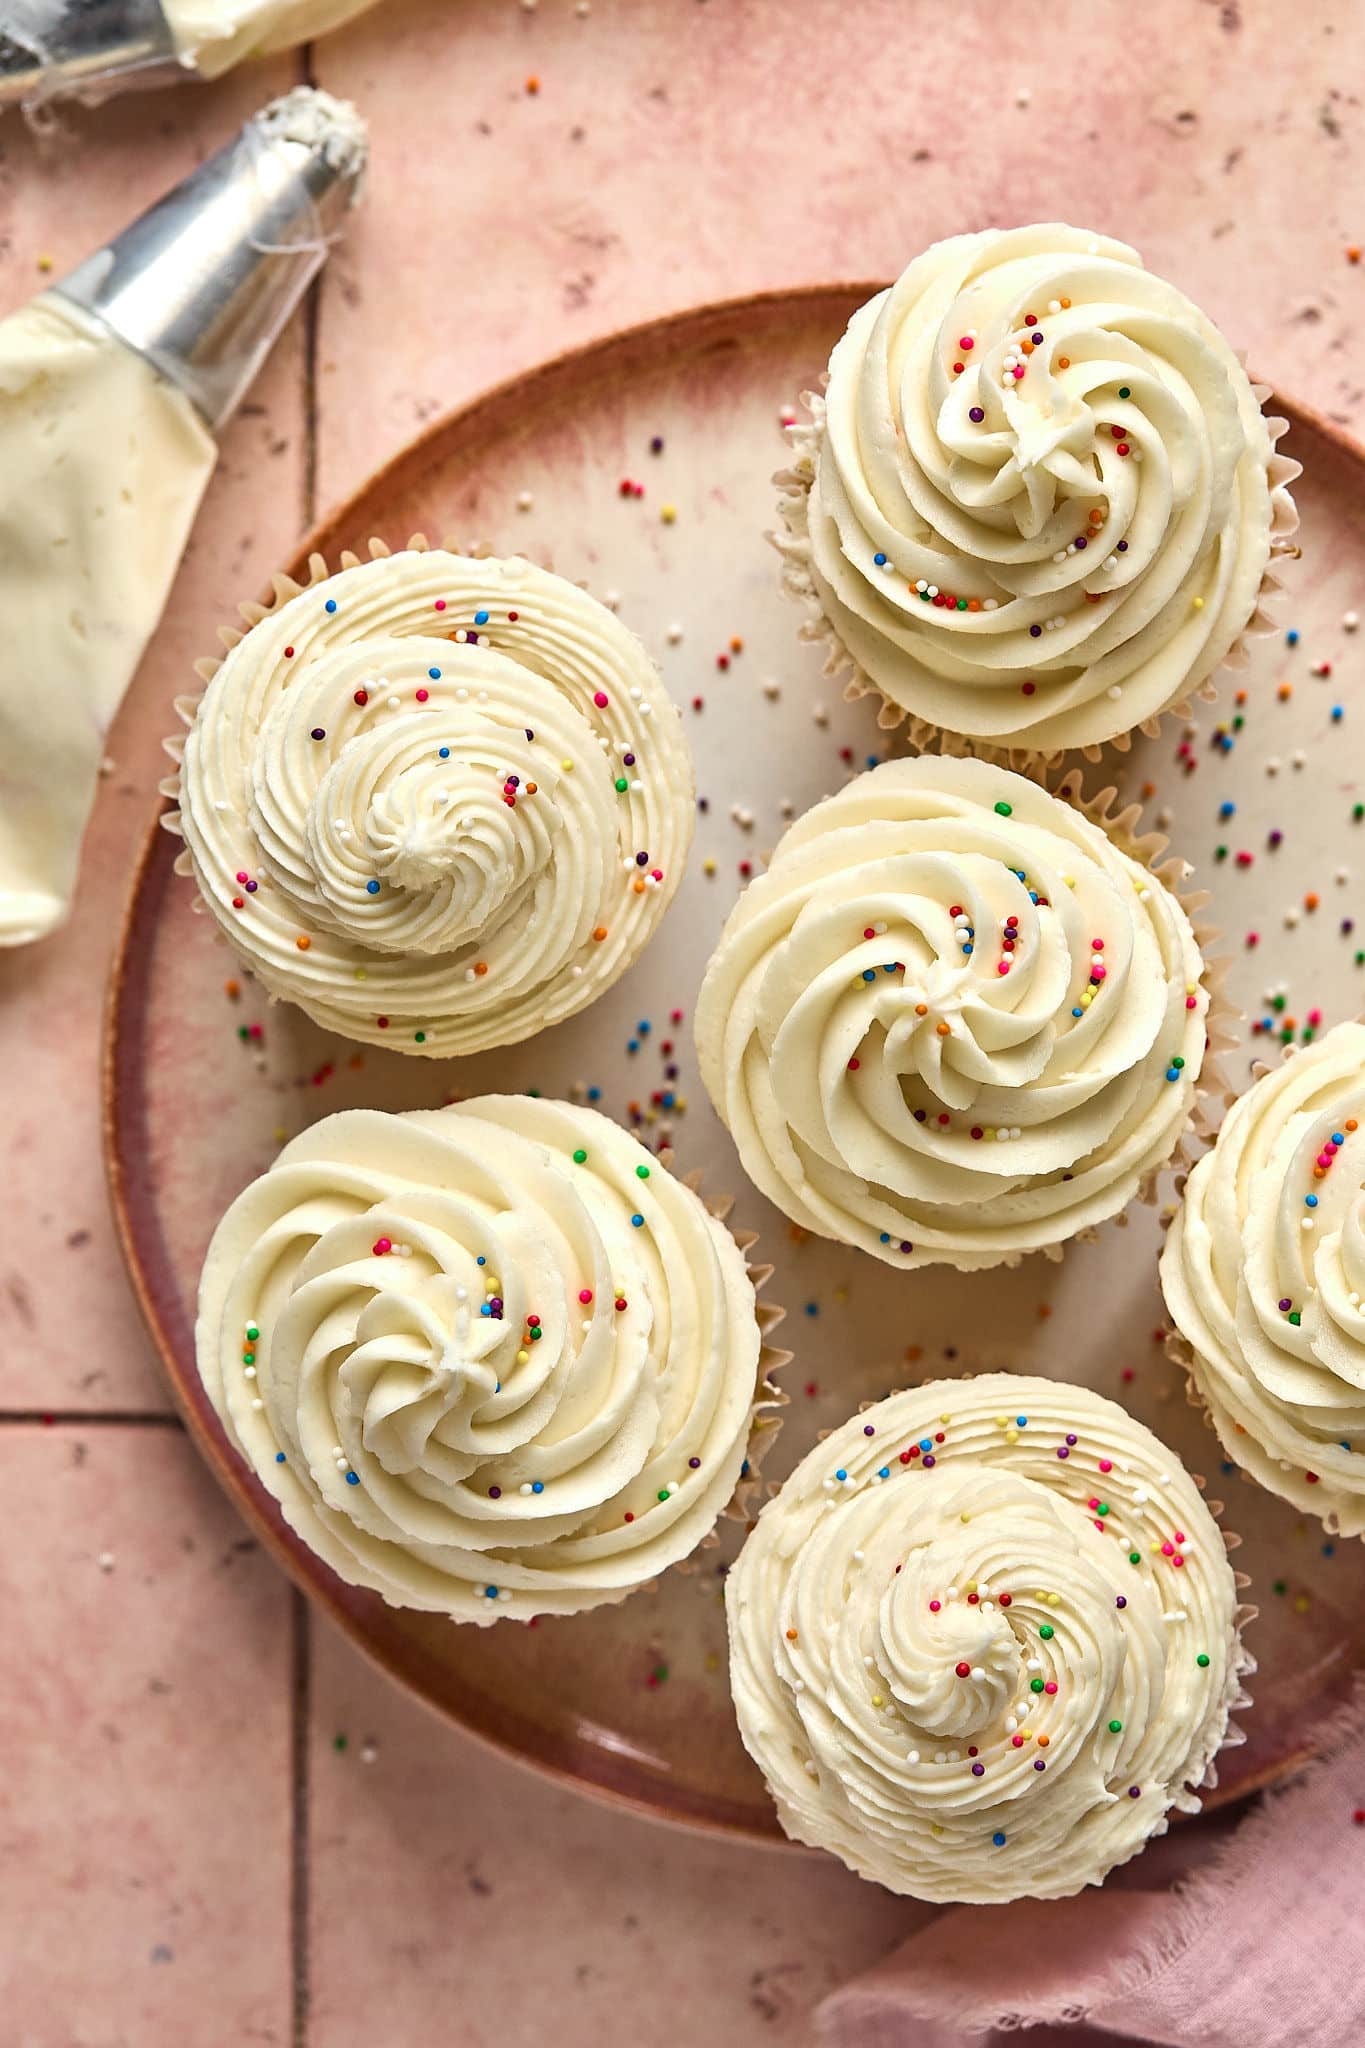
[108,285,1365,1840]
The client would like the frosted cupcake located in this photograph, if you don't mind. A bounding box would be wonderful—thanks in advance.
[1161,1023,1365,1536]
[196,1097,784,1622]
[696,755,1211,1270]
[726,1374,1250,1904]
[776,223,1298,755]
[165,542,694,1055]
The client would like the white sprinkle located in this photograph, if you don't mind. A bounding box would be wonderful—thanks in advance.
[906,1750,920,1764]
[970,1666,985,1681]
[97,1551,115,1573]
[516,490,534,511]
[1344,610,1359,632]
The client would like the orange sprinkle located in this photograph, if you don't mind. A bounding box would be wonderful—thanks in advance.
[1278,681,1293,700]
[1142,781,1157,800]
[1037,1733,1050,1747]
[474,961,489,977]
[1235,688,1248,705]
[632,879,646,894]
[295,935,311,951]
[915,1002,929,1017]
[1314,1167,1327,1180]
[1057,355,1071,369]
[526,74,539,93]
[785,1628,799,1641]
[1088,510,1103,526]
[1038,1303,1053,1320]
[1305,892,1320,912]
[967,598,982,612]
[905,1345,923,1364]
[224,978,241,999]
[525,781,538,795]
[593,925,608,941]
[348,1053,364,1071]
[1060,297,1072,309]
[730,635,744,653]
[936,1020,951,1036]
[1347,1119,1359,1132]
[1349,246,1362,265]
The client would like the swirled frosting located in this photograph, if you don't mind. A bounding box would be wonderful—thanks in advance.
[196,1097,769,1621]
[169,546,693,1055]
[726,1374,1246,1903]
[780,223,1297,752]
[1161,1024,1365,1536]
[696,756,1208,1269]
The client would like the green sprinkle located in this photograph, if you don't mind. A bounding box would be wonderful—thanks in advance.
[1118,385,1131,399]
[333,1733,348,1753]
[615,777,629,793]
[238,1025,250,1041]
[1272,993,1287,1012]
[1196,1653,1210,1668]
[1038,1623,1054,1640]
[993,800,1013,817]
[1273,1579,1288,1596]
[414,1031,426,1044]
[245,1323,260,1341]
[1128,1550,1141,1565]
[657,1489,670,1502]
[1172,1057,1185,1070]
[572,1148,588,1164]
[1354,803,1365,822]
[1030,1677,1045,1693]
[1289,1311,1302,1326]
[1214,845,1228,862]
[652,1663,669,1684]
[956,597,968,611]
[636,1164,650,1179]
[1108,1719,1123,1733]
[242,1351,255,1365]
[1097,1502,1110,1516]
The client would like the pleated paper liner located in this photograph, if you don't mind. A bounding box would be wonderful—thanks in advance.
[757,1368,1258,1816]
[772,371,1301,774]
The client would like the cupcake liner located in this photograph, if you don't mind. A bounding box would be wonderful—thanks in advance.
[773,373,1300,773]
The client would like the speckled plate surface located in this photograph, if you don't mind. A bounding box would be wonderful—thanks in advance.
[107,286,1365,1842]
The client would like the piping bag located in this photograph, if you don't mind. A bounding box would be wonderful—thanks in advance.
[0,1,383,108]
[0,84,367,948]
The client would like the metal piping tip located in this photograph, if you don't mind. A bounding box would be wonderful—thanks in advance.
[0,0,184,110]
[52,85,368,430]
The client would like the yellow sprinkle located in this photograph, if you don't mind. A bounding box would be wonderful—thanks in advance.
[1294,1593,1311,1614]
[36,253,53,272]
[984,1127,995,1140]
[960,1512,971,1524]
[995,1415,1009,1429]
[931,1823,945,1837]
[517,1349,529,1364]
[940,1414,952,1424]
[966,1580,977,1593]
[1192,595,1205,610]
[273,1126,288,1144]
[833,1287,848,1304]
[1047,1592,1061,1606]
[354,966,368,981]
[561,758,575,771]
[703,857,717,876]
[660,504,677,524]
[704,1651,720,1673]
[871,1693,884,1708]
[1006,1428,1019,1444]
[1065,876,1077,889]
[485,1275,500,1292]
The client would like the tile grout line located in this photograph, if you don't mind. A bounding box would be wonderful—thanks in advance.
[290,1586,312,2048]
[0,1410,184,1427]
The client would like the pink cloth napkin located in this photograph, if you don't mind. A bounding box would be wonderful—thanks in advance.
[817,1690,1365,2048]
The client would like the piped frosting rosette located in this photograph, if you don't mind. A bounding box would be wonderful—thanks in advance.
[775,224,1299,756]
[196,1097,786,1622]
[726,1374,1251,1904]
[696,756,1213,1270]
[1162,1023,1365,1537]
[164,541,694,1055]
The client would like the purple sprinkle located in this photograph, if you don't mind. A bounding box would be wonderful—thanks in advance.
[1116,1595,1127,1609]
[864,1425,876,1437]
[635,851,649,865]
[1129,1786,1142,1798]
[969,405,985,423]
[310,727,326,741]
[1034,1759,1046,1771]
[245,879,258,893]
[971,1762,986,1777]
[922,1454,936,1469]
[623,753,636,767]
[507,775,520,788]
[1343,920,1355,935]
[1066,1434,1078,1446]
[1269,829,1283,848]
[900,1241,912,1253]
[688,1456,701,1469]
[525,729,535,741]
[1278,1298,1292,1313]
[1117,540,1129,553]
[489,1486,501,1499]
[913,1109,927,1123]
[1074,535,1088,550]
[1029,624,1043,638]
[1056,1446,1070,1459]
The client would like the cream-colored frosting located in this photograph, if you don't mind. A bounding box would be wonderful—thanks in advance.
[727,1373,1246,1904]
[0,295,215,948]
[696,756,1207,1269]
[197,1097,765,1622]
[164,0,380,77]
[782,223,1297,752]
[1161,1024,1365,1536]
[171,548,694,1056]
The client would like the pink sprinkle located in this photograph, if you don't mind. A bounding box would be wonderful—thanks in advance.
[1044,1680,1058,1695]
[593,691,609,708]
[373,1238,392,1256]
[929,1599,941,1612]
[435,599,446,612]
[997,960,1011,975]
[1091,966,1107,982]
[1186,995,1197,1009]
[1309,1007,1323,1027]
[1011,1734,1024,1747]
[1092,939,1104,951]
[1162,1541,1174,1556]
[864,927,876,940]
[959,336,974,350]
[1099,1459,1113,1473]
[578,1288,593,1305]
[415,687,429,702]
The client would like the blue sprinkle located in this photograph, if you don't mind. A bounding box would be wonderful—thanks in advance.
[963,944,974,956]
[477,1255,486,1265]
[1333,705,1345,722]
[275,1452,286,1464]
[879,1232,891,1243]
[873,552,887,566]
[1028,890,1039,905]
[587,1086,601,1102]
[805,1302,819,1317]
[1220,1461,1235,1473]
[484,1585,498,1599]
[532,1480,544,1494]
[862,969,876,983]
[878,1465,890,1479]
[992,1832,1007,1848]
[438,746,451,759]
[366,879,381,895]
[740,1459,750,1478]
[1016,1415,1028,1428]
[345,1471,360,1486]
[325,598,337,613]
[1286,628,1299,645]
[1072,1006,1084,1018]
[480,1303,492,1317]
[1165,1067,1180,1082]
[637,1020,651,1034]
[1323,1541,1335,1557]
[474,609,490,626]
[627,1039,640,1054]
[1341,1441,1353,1452]
[1305,1194,1318,1208]
[1218,800,1236,819]
[1333,1133,1346,1146]
[866,754,878,769]
[835,1468,848,1482]
[631,1213,644,1227]
[919,1438,932,1452]
[883,963,896,974]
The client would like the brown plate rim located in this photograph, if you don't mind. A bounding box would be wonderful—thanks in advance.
[103,281,1365,1843]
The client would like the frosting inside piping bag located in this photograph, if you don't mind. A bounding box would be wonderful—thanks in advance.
[162,0,381,77]
[0,294,215,947]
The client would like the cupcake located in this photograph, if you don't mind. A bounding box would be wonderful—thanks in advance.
[726,1374,1250,1904]
[776,223,1298,756]
[696,755,1211,1270]
[196,1096,784,1622]
[1161,1022,1365,1536]
[165,542,694,1055]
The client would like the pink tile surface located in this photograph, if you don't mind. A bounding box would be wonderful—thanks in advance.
[0,1423,292,2046]
[306,1613,916,2048]
[1,0,1363,2039]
